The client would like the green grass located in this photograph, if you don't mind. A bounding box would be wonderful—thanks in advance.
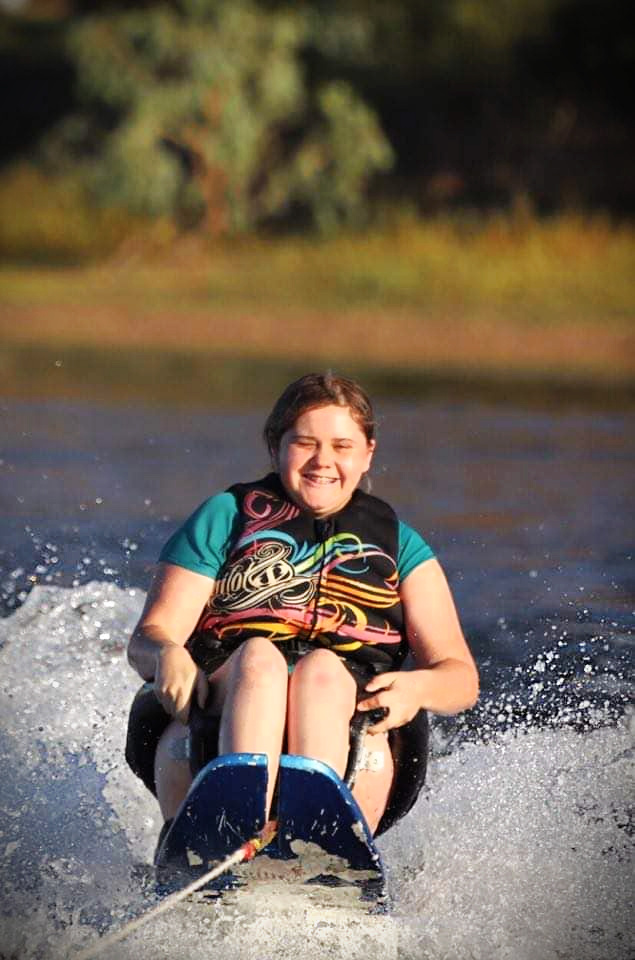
[1,165,633,408]
[1,165,634,326]
[1,211,633,328]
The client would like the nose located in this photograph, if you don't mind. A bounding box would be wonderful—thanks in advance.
[308,443,331,467]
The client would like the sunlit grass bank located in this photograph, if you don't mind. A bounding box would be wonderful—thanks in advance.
[1,167,633,407]
[2,208,633,327]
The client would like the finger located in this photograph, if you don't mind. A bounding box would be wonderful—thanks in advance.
[155,688,173,716]
[368,718,391,734]
[174,697,190,725]
[364,676,395,694]
[156,681,179,716]
[357,694,386,712]
[196,670,209,710]
[164,683,189,723]
[367,710,393,734]
[357,705,390,730]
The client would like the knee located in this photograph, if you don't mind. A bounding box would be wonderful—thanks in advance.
[232,637,288,691]
[291,649,355,703]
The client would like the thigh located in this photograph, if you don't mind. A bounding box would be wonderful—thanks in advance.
[203,650,239,715]
[289,653,393,833]
[286,649,357,777]
[204,636,289,713]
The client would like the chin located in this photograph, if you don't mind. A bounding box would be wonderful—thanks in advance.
[305,500,333,515]
[295,492,330,513]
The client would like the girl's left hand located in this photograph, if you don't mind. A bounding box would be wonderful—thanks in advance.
[356,671,427,734]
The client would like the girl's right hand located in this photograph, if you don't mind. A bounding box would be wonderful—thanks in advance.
[154,643,209,724]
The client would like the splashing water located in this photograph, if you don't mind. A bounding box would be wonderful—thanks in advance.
[0,582,631,960]
[1,397,633,958]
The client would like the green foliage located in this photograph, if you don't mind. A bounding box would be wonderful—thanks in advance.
[52,0,393,233]
[316,0,570,76]
[263,82,393,233]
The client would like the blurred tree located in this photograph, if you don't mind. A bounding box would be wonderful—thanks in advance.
[44,0,393,233]
[3,0,633,220]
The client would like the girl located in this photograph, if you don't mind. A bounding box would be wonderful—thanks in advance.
[126,373,478,839]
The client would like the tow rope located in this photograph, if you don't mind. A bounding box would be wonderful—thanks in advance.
[73,819,278,960]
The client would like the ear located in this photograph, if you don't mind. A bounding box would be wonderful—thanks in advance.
[365,439,376,470]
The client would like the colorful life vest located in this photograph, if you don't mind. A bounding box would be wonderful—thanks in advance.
[187,474,407,674]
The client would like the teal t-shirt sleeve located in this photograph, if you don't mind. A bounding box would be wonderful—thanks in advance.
[398,520,435,581]
[158,492,239,579]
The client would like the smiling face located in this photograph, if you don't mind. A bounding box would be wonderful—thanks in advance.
[275,404,376,517]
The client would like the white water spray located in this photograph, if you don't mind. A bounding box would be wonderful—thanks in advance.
[0,583,632,960]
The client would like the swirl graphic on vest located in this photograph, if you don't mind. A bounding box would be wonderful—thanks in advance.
[241,489,300,537]
[212,541,315,612]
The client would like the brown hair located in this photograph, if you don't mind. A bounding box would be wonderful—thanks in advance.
[263,372,376,458]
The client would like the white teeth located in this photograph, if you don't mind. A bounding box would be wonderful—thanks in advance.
[305,475,335,484]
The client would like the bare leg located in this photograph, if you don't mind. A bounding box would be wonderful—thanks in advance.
[350,732,393,834]
[154,720,192,821]
[287,649,356,777]
[216,637,289,814]
[287,649,393,833]
[154,638,288,821]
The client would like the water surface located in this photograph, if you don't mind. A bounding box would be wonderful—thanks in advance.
[0,397,632,959]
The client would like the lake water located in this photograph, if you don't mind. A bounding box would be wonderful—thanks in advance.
[0,397,633,960]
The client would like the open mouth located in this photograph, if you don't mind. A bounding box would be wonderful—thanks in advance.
[303,474,338,486]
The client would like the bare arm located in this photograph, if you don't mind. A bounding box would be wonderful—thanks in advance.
[128,562,216,723]
[357,558,479,731]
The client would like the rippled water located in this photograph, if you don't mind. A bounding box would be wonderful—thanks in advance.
[0,397,633,959]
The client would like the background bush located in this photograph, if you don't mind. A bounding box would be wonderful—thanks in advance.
[43,0,393,235]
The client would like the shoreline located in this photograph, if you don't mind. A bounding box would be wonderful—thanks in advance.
[2,338,633,410]
[1,214,633,411]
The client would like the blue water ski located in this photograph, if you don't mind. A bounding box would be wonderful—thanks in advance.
[154,752,385,900]
[276,754,386,897]
[155,752,267,873]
